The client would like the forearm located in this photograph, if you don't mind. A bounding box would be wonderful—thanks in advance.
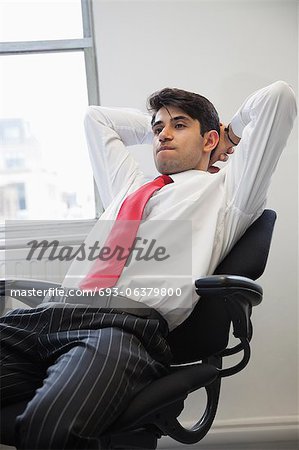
[226,81,297,213]
[84,106,152,207]
[86,106,152,146]
[226,124,241,146]
[230,81,297,140]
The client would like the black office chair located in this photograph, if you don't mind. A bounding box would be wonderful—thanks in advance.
[0,209,277,449]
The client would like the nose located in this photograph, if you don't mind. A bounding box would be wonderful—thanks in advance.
[159,125,173,142]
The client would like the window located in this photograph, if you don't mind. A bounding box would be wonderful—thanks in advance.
[0,0,100,222]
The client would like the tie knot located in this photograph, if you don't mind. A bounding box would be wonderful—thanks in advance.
[159,174,173,185]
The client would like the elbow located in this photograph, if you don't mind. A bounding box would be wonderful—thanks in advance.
[83,107,94,132]
[271,81,297,116]
[84,105,110,129]
[84,105,99,123]
[273,80,295,96]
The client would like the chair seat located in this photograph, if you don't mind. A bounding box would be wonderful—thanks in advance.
[107,363,219,433]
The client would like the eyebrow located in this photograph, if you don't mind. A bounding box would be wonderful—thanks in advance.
[152,115,192,128]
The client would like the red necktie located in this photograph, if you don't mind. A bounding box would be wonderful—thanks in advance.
[79,175,173,290]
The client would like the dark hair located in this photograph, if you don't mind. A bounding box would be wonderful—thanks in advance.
[147,87,220,137]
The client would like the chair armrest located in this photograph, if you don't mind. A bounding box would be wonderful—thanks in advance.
[195,275,262,344]
[195,275,262,306]
[1,278,60,308]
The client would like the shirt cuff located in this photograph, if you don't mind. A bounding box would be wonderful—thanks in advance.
[230,113,246,138]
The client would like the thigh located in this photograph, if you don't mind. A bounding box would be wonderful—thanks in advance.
[0,357,46,406]
[16,327,167,450]
[0,312,47,406]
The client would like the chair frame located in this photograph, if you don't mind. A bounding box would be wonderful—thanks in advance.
[0,209,277,449]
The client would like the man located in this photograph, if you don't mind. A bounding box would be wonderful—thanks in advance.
[0,81,296,449]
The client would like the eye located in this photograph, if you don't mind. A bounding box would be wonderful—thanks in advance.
[153,126,163,135]
[175,123,186,129]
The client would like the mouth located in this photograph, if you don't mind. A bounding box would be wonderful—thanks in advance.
[157,146,175,154]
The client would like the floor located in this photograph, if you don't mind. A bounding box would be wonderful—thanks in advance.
[1,441,298,450]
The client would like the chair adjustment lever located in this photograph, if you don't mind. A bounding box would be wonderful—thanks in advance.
[224,295,253,339]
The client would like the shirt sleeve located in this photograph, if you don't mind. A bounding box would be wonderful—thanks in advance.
[225,81,297,214]
[84,106,153,208]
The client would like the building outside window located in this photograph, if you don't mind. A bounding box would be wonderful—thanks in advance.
[0,0,100,223]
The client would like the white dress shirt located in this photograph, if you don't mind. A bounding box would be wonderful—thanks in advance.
[63,81,297,330]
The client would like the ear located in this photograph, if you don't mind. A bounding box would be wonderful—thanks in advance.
[202,130,219,154]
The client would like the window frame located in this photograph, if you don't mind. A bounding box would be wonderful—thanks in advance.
[0,0,101,250]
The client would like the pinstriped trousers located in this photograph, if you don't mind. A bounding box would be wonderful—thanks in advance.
[0,304,172,449]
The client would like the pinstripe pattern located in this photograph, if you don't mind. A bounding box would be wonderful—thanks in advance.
[0,304,171,449]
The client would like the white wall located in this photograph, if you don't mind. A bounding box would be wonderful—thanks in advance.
[91,0,298,444]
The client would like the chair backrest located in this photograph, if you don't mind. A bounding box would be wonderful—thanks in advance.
[167,209,277,364]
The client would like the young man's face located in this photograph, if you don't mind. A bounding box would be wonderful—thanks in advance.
[152,106,206,174]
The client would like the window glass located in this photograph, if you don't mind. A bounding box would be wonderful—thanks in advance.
[0,52,95,221]
[0,0,83,42]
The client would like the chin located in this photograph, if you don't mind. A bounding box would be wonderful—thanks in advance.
[158,168,175,175]
[156,162,181,175]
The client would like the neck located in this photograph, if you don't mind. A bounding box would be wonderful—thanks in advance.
[195,153,210,171]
